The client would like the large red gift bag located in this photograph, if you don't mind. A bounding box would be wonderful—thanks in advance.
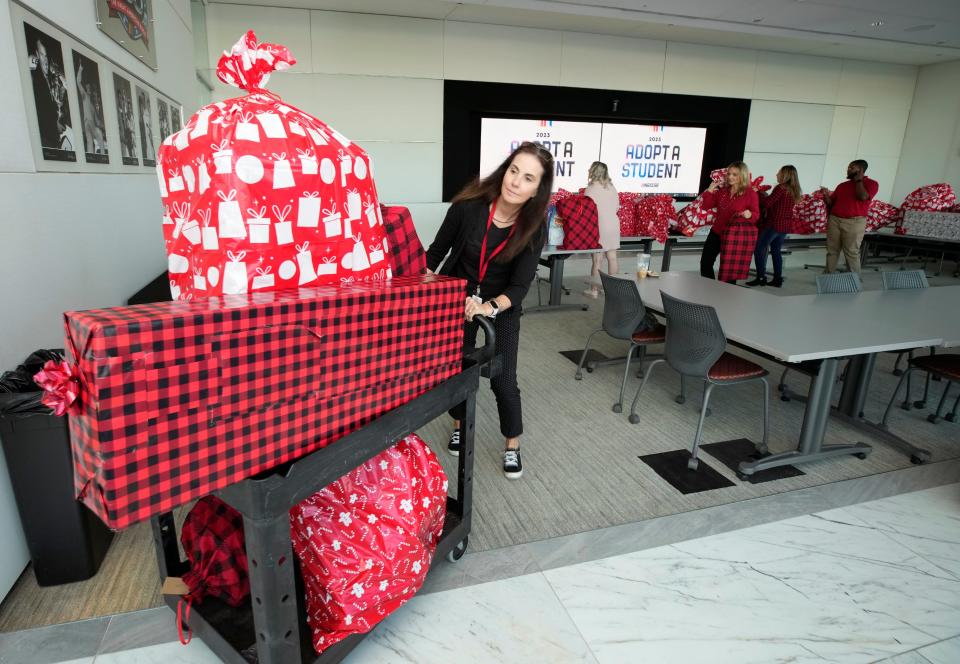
[866,200,900,231]
[677,196,716,236]
[556,195,600,249]
[634,194,675,243]
[897,183,957,230]
[158,31,389,300]
[791,192,829,234]
[290,434,446,654]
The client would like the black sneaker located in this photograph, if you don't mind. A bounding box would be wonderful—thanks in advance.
[503,448,523,479]
[769,277,784,288]
[745,277,767,287]
[447,429,460,457]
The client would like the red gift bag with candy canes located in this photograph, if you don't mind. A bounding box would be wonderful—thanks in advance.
[866,200,900,232]
[791,192,829,234]
[290,434,447,655]
[157,31,390,300]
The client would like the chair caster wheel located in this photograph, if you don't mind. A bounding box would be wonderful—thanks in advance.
[946,413,956,423]
[900,402,912,411]
[628,414,640,424]
[446,537,468,563]
[612,403,622,414]
[754,446,769,456]
[927,414,940,424]
[913,400,926,409]
[854,452,867,460]
[586,367,594,374]
[674,395,686,405]
[686,457,699,471]
[780,395,791,402]
[574,373,582,381]
[910,455,927,465]
[892,369,903,376]
[737,472,755,483]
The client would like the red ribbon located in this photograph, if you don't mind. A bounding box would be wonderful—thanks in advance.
[33,359,81,417]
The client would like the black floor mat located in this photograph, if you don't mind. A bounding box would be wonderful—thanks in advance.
[701,438,805,483]
[559,349,609,366]
[639,449,735,494]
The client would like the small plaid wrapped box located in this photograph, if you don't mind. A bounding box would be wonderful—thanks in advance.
[380,205,425,277]
[63,275,464,529]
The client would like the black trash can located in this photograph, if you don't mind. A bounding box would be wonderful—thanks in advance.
[0,352,114,586]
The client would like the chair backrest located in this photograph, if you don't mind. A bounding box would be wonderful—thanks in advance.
[881,269,929,290]
[598,272,647,340]
[660,291,726,378]
[816,272,861,294]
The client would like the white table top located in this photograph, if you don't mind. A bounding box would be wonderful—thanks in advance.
[636,271,960,362]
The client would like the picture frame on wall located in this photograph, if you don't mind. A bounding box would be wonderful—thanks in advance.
[94,0,157,71]
[157,97,170,144]
[72,50,109,164]
[112,72,139,166]
[135,85,156,167]
[23,21,76,162]
[170,102,181,134]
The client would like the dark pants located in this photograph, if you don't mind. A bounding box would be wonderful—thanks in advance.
[754,226,786,280]
[449,308,523,438]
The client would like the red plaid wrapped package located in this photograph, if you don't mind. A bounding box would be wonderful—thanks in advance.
[556,194,600,249]
[677,196,717,236]
[634,194,676,243]
[290,433,446,654]
[866,200,900,232]
[791,192,829,234]
[157,31,389,301]
[63,275,463,529]
[898,183,957,229]
[379,205,425,276]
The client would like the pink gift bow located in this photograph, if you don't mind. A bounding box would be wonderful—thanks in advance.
[272,204,292,223]
[246,206,268,222]
[226,250,247,263]
[218,189,237,202]
[34,360,82,417]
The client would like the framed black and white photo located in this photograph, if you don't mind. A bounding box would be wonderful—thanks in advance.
[135,85,155,167]
[95,0,157,71]
[72,50,109,164]
[23,22,76,162]
[170,102,181,134]
[157,97,170,143]
[112,72,139,166]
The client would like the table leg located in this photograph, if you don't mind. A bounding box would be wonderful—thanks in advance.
[738,358,871,476]
[549,255,565,305]
[661,239,675,272]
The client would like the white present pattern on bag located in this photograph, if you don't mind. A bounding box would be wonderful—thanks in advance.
[217,189,246,238]
[271,152,295,189]
[272,204,293,245]
[298,191,321,227]
[223,250,248,294]
[246,207,271,244]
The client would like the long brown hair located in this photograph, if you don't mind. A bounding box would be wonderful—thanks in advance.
[452,141,555,261]
[778,164,802,203]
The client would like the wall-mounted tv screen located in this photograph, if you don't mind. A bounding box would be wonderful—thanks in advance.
[479,117,707,198]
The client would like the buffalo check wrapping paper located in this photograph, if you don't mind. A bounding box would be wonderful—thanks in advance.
[64,275,464,529]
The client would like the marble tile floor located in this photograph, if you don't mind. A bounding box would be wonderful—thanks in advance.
[2,482,957,664]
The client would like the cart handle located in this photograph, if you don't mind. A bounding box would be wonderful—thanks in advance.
[466,315,496,367]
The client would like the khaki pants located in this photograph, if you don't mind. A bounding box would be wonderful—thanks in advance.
[825,214,867,274]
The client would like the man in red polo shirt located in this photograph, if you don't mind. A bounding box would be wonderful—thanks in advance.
[820,159,879,274]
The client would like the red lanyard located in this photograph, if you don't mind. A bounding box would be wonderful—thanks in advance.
[477,200,516,288]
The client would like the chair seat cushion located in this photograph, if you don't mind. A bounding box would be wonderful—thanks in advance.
[708,352,767,381]
[910,354,960,381]
[631,323,666,344]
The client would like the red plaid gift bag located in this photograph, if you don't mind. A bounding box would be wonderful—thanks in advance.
[634,194,675,243]
[290,433,446,655]
[556,194,600,249]
[866,200,900,232]
[157,31,388,300]
[718,221,758,282]
[379,205,425,277]
[791,192,829,234]
[677,196,716,236]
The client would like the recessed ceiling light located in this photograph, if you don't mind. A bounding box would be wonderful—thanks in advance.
[870,19,884,27]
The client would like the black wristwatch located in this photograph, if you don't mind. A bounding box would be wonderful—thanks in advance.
[486,299,500,318]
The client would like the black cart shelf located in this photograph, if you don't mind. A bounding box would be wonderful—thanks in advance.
[151,318,494,664]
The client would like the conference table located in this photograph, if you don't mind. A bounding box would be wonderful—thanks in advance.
[634,272,960,477]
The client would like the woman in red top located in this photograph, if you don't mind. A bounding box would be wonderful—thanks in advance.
[747,165,801,288]
[698,161,760,284]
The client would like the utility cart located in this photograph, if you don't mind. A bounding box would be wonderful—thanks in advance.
[151,317,495,663]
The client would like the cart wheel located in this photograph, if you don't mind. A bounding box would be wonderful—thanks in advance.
[686,457,699,471]
[910,454,927,465]
[900,402,912,411]
[854,452,867,460]
[574,372,583,381]
[946,413,956,423]
[927,414,940,424]
[628,413,640,424]
[612,403,622,413]
[674,395,685,405]
[446,537,468,563]
[913,400,926,409]
[586,367,594,374]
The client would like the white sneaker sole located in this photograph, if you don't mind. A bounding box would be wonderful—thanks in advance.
[503,468,523,479]
[448,446,460,458]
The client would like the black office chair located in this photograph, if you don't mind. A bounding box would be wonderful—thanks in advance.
[778,272,862,401]
[881,354,960,426]
[628,292,769,471]
[575,272,666,413]
[880,269,932,408]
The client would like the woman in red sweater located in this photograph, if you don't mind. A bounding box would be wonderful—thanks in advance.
[698,161,760,284]
[747,165,801,287]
